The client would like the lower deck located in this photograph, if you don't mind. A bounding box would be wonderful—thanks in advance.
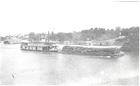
[20,45,58,52]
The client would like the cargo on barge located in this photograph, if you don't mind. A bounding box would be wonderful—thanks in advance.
[62,45,124,58]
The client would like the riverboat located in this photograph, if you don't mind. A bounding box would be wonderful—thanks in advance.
[20,42,58,52]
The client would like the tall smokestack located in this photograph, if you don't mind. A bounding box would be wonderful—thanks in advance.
[48,31,50,42]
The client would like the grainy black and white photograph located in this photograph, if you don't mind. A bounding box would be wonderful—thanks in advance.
[0,0,139,86]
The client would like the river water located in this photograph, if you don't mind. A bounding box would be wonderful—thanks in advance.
[0,44,139,85]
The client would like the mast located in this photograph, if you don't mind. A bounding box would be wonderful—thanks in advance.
[48,31,50,43]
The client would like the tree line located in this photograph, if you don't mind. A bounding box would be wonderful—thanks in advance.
[120,27,139,55]
[28,27,138,43]
[30,27,121,42]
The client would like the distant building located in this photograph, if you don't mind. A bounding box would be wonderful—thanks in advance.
[4,36,22,44]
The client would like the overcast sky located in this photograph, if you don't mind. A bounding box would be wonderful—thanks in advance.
[0,0,139,36]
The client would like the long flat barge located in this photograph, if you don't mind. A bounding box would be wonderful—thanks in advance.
[61,45,124,58]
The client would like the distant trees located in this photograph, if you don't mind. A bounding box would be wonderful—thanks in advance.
[27,27,123,42]
[0,36,6,41]
[44,27,122,42]
[29,32,35,42]
[55,33,72,42]
[55,33,65,42]
[121,27,139,54]
[72,32,81,43]
[28,32,40,42]
[79,27,121,41]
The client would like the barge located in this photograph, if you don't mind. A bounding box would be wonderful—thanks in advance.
[20,42,58,52]
[62,45,124,58]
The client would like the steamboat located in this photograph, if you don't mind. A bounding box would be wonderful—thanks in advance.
[20,42,58,52]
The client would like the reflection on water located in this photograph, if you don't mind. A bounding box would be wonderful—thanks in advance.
[0,44,139,85]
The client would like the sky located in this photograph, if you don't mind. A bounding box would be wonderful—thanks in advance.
[0,0,140,36]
